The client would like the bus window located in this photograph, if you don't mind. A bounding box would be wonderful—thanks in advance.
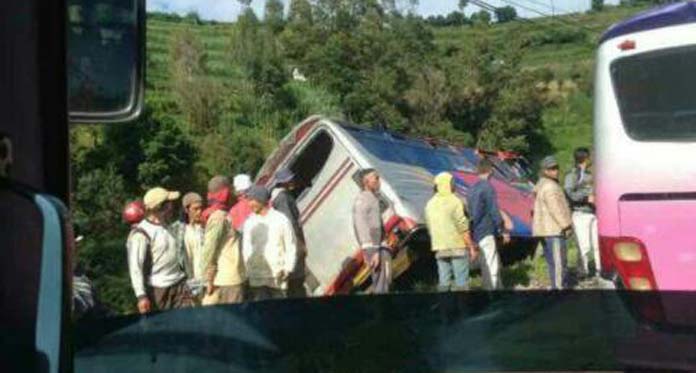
[289,131,334,199]
[611,45,696,142]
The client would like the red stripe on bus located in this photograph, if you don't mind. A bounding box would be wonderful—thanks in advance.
[299,158,351,221]
[325,249,365,296]
[300,161,354,225]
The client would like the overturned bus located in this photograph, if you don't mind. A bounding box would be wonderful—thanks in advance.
[255,116,536,295]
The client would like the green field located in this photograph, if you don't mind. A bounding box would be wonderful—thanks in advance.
[432,5,645,70]
[145,4,648,168]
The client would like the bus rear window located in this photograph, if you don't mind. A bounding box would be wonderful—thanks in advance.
[611,45,696,141]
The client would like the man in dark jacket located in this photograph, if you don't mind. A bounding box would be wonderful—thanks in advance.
[564,147,599,278]
[270,168,307,297]
[467,159,510,290]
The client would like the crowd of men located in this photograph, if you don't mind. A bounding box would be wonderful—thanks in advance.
[123,147,597,313]
[358,147,597,294]
[124,169,306,313]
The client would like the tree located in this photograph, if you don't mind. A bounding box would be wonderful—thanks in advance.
[184,11,202,25]
[592,0,604,12]
[137,121,197,190]
[265,0,286,34]
[288,0,313,24]
[230,8,288,99]
[470,10,491,25]
[441,29,546,152]
[283,0,318,64]
[444,11,467,26]
[169,28,223,132]
[70,161,133,313]
[404,67,456,137]
[495,6,517,23]
[72,166,126,238]
[169,28,206,79]
[458,0,469,11]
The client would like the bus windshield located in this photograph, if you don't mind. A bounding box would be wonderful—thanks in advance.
[611,45,696,142]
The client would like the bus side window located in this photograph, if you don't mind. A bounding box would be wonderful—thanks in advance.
[289,131,333,199]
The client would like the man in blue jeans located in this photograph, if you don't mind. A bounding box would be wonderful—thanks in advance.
[532,156,573,289]
[425,172,479,291]
[467,159,510,290]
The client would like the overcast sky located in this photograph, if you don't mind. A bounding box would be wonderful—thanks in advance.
[147,0,622,22]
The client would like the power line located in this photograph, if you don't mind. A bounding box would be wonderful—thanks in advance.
[469,0,498,13]
[522,0,571,15]
[468,0,594,42]
[470,0,537,23]
[496,0,594,31]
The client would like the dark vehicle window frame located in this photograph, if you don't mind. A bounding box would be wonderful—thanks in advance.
[67,0,145,123]
[610,44,696,142]
[288,129,334,198]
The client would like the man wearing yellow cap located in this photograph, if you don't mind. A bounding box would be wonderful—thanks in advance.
[126,187,192,314]
[425,172,479,291]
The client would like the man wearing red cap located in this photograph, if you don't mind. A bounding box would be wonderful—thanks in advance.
[200,176,247,305]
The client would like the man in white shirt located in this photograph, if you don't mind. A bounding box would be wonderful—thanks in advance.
[127,187,192,313]
[181,192,205,300]
[242,185,297,301]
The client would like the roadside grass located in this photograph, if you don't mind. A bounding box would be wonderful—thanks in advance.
[411,239,581,292]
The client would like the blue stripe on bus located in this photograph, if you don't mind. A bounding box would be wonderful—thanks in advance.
[600,2,696,43]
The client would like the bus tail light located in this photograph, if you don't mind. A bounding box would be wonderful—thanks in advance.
[600,236,657,291]
[600,236,665,324]
[613,241,642,262]
[618,39,636,51]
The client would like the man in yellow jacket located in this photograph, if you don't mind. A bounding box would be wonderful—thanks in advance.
[425,172,479,291]
[532,156,573,290]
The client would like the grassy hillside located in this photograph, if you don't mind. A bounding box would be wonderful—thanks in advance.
[433,5,647,73]
[146,5,648,89]
[145,4,648,170]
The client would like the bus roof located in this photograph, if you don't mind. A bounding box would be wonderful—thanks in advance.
[600,1,696,44]
[340,124,478,175]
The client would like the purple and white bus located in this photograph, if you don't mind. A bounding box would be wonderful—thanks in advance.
[595,2,696,292]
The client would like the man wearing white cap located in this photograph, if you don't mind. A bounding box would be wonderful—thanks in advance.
[127,187,192,314]
[229,173,253,232]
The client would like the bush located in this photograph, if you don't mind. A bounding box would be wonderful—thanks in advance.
[528,28,587,47]
[147,12,183,23]
[592,0,604,12]
[72,166,127,239]
[137,121,197,191]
